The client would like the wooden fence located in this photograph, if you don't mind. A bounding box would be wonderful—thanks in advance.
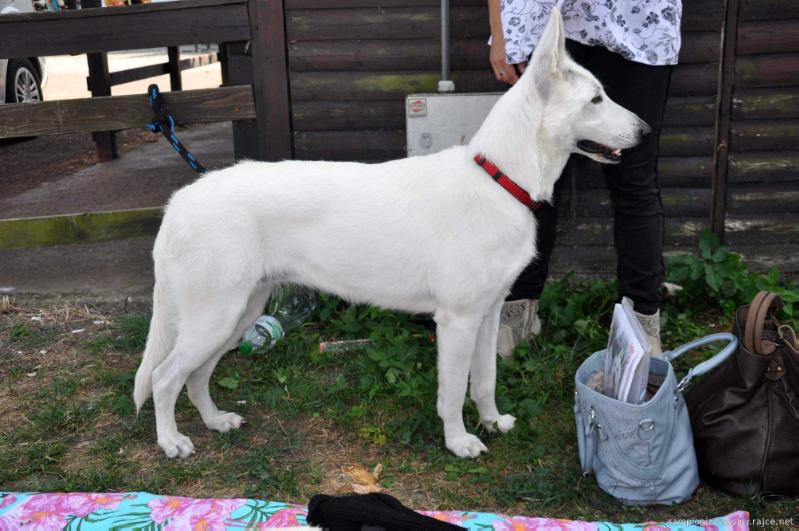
[283,0,799,275]
[0,0,291,248]
[719,0,799,274]
[0,0,797,276]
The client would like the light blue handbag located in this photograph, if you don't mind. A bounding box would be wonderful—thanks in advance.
[574,333,738,505]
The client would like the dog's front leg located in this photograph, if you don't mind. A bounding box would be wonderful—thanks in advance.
[470,301,516,433]
[435,309,488,458]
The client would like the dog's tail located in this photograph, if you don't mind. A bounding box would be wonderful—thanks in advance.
[133,280,175,413]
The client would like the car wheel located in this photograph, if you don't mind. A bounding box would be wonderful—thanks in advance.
[6,59,43,104]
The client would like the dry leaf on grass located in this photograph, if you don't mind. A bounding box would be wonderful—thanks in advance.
[341,463,384,494]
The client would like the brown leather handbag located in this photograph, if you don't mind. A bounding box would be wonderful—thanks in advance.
[685,291,799,497]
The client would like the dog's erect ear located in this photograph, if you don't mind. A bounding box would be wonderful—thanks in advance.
[529,8,566,99]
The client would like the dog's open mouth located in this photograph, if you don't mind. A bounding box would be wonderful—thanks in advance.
[577,140,623,162]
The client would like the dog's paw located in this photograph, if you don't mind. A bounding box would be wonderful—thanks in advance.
[496,413,516,433]
[481,414,516,434]
[446,433,488,458]
[205,411,245,433]
[158,432,196,459]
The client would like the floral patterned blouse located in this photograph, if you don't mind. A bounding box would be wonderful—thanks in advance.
[500,0,682,66]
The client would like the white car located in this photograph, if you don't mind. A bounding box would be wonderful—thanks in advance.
[0,0,48,104]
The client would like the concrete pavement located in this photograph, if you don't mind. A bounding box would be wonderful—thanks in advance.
[1,123,234,305]
[2,48,230,305]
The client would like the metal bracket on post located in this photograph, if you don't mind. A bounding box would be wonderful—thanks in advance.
[710,0,742,244]
[438,0,455,93]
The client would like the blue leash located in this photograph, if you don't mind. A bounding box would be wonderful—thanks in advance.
[147,84,208,175]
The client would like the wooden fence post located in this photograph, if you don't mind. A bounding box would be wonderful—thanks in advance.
[167,46,183,91]
[247,0,292,161]
[86,51,118,161]
[83,0,118,161]
[220,40,261,161]
[710,0,742,243]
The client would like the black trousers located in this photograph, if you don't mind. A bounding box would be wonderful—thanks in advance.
[508,40,673,315]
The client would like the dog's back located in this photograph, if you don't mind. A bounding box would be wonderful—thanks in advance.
[154,148,531,313]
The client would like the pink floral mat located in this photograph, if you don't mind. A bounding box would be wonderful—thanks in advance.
[0,492,749,530]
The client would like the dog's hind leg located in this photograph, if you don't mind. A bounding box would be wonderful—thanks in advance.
[470,300,516,434]
[186,284,271,433]
[434,308,487,458]
[151,294,253,458]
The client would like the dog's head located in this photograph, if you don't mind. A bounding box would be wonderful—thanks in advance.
[525,9,651,163]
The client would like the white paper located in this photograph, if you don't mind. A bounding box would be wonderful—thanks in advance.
[603,301,652,404]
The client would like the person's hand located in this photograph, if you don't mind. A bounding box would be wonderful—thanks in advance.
[490,37,523,85]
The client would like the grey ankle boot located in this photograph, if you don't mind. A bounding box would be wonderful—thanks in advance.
[634,309,663,358]
[497,299,541,358]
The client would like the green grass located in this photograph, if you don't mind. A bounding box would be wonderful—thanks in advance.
[1,234,798,524]
[8,322,61,351]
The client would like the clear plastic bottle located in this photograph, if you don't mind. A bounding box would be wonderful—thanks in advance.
[239,285,317,353]
[318,338,373,354]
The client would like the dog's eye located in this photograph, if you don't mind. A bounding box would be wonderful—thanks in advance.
[591,95,603,104]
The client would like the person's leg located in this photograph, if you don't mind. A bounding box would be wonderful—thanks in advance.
[497,168,565,357]
[573,41,672,351]
[496,203,555,357]
[507,199,559,301]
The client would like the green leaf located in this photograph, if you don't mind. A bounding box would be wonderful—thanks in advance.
[517,398,542,418]
[274,367,289,384]
[689,260,703,280]
[704,263,721,292]
[712,246,729,263]
[348,405,367,419]
[341,304,357,325]
[780,290,799,303]
[767,267,780,284]
[367,348,386,362]
[217,376,239,390]
[699,230,719,260]
[10,324,31,339]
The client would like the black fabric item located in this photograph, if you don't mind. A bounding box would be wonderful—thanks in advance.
[508,39,671,315]
[685,292,799,497]
[507,196,558,301]
[307,493,465,531]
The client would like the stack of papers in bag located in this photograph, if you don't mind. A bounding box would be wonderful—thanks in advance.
[603,298,652,404]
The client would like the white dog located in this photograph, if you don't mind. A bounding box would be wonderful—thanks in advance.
[133,10,648,459]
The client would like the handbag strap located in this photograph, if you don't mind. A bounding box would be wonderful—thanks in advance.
[743,291,768,353]
[662,333,738,391]
[744,291,782,355]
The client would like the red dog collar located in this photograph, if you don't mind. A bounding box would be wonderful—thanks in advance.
[474,154,541,212]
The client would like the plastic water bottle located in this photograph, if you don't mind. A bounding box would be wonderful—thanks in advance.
[240,315,285,353]
[318,338,373,354]
[239,285,317,353]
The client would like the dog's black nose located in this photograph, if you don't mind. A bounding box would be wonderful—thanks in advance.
[637,120,652,139]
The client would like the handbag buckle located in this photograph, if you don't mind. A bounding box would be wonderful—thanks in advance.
[778,324,798,357]
[639,419,656,431]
